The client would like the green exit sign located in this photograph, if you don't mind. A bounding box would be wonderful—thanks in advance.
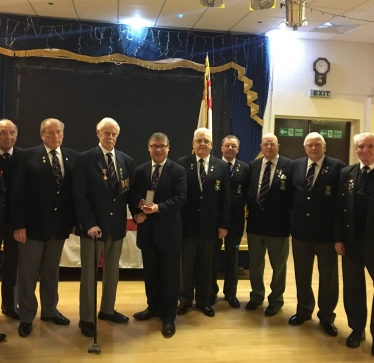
[319,129,343,139]
[279,128,304,137]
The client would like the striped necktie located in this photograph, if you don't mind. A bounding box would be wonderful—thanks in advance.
[50,150,63,185]
[228,161,235,178]
[151,165,161,191]
[258,161,272,205]
[107,152,119,192]
[306,163,317,192]
[199,159,206,185]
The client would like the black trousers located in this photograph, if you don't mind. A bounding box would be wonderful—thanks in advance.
[141,237,180,323]
[179,236,215,306]
[292,238,338,323]
[342,252,374,337]
[1,225,18,311]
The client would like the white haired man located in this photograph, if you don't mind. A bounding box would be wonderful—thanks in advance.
[335,132,374,354]
[288,132,346,337]
[73,117,135,337]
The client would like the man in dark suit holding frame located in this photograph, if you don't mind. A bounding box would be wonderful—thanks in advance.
[289,132,346,337]
[246,133,293,316]
[130,132,187,338]
[12,118,77,337]
[177,127,230,318]
[335,132,374,354]
[73,117,135,337]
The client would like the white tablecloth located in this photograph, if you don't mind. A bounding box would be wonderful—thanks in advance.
[60,231,143,268]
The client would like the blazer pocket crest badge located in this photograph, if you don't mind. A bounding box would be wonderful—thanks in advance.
[215,180,221,191]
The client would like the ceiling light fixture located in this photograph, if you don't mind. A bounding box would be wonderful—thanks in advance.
[280,0,307,31]
[200,0,225,8]
[177,14,184,18]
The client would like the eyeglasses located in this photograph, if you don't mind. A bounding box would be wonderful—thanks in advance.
[194,139,211,144]
[261,143,277,148]
[223,144,238,149]
[149,144,168,150]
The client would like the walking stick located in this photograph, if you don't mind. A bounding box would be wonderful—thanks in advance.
[88,236,101,353]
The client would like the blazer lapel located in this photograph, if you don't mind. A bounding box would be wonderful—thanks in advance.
[38,144,55,184]
[348,164,360,212]
[299,158,308,192]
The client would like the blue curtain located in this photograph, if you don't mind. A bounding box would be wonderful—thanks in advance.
[0,14,270,161]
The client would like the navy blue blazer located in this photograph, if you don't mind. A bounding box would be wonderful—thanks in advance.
[11,144,77,241]
[130,159,187,252]
[73,145,135,241]
[227,158,249,238]
[247,155,293,238]
[177,154,230,240]
[335,163,374,264]
[291,155,346,244]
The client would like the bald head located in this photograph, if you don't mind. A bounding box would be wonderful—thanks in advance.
[0,119,17,152]
[261,133,279,161]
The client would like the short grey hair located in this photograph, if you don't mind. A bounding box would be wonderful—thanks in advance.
[96,117,120,134]
[148,132,169,145]
[40,118,65,133]
[353,132,374,147]
[194,127,212,141]
[304,132,326,146]
[221,135,240,146]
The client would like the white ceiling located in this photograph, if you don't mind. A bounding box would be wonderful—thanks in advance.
[1,0,374,43]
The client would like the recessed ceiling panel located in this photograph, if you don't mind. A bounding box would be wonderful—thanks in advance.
[30,0,77,19]
[157,1,206,28]
[308,0,367,10]
[0,0,35,16]
[75,0,118,22]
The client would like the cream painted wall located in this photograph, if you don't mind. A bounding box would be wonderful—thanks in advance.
[263,36,374,163]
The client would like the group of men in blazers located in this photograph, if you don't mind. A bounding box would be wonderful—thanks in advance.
[0,117,373,356]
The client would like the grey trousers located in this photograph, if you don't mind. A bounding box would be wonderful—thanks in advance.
[292,237,338,323]
[79,235,123,322]
[248,233,289,309]
[18,237,65,323]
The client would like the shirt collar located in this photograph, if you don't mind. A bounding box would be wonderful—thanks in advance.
[263,154,279,166]
[308,155,325,168]
[360,161,374,171]
[222,156,236,165]
[44,145,62,155]
[152,158,167,167]
[196,154,210,164]
[99,143,115,157]
[0,147,13,156]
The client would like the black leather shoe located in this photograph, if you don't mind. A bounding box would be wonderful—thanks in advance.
[245,300,262,311]
[346,330,365,348]
[41,313,70,325]
[98,311,129,323]
[320,322,338,337]
[176,303,192,315]
[264,306,280,317]
[18,322,32,337]
[2,308,20,320]
[195,305,215,317]
[162,322,176,338]
[0,333,6,342]
[288,314,312,325]
[225,296,240,308]
[133,309,156,321]
[79,320,95,337]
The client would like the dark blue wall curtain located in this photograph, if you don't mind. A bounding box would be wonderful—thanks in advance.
[0,14,270,162]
